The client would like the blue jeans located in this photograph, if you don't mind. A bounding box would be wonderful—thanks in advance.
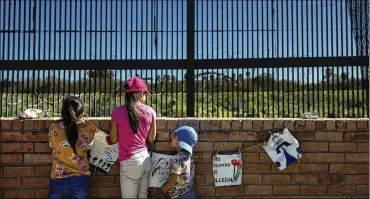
[49,176,90,199]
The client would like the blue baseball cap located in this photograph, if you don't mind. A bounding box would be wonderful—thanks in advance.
[175,126,198,155]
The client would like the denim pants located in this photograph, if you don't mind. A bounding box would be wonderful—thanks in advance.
[178,187,197,199]
[120,150,152,198]
[49,176,90,199]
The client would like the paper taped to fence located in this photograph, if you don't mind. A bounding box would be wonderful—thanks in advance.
[212,153,242,187]
[89,130,119,172]
[263,128,302,171]
[149,152,173,188]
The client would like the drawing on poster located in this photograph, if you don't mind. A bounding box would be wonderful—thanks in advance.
[89,130,119,172]
[149,152,173,188]
[212,153,242,187]
[263,128,302,171]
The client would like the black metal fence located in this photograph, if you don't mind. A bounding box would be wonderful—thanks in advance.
[1,0,369,118]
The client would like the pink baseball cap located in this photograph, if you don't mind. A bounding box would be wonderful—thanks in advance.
[124,77,151,96]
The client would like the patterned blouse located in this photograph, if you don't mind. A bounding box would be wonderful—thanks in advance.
[48,121,96,179]
[168,151,195,198]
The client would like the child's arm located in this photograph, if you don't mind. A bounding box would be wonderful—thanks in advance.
[161,173,179,192]
[147,121,156,146]
[109,121,118,144]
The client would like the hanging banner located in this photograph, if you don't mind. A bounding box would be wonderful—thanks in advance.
[89,130,119,172]
[149,152,173,188]
[212,152,242,187]
[263,128,302,171]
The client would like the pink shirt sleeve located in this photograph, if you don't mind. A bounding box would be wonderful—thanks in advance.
[111,107,121,123]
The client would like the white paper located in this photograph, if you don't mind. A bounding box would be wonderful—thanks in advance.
[149,152,173,188]
[263,128,302,171]
[89,130,119,172]
[213,153,242,187]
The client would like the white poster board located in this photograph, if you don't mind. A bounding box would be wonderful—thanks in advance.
[149,152,173,188]
[212,153,242,187]
[263,128,302,171]
[89,130,119,172]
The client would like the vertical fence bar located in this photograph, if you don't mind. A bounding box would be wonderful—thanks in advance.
[186,0,195,117]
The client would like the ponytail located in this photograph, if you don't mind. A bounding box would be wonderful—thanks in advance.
[61,96,84,153]
[124,83,143,133]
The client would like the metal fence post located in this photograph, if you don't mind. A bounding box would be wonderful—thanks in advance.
[186,0,195,117]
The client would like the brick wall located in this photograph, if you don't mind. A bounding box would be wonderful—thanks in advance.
[0,118,368,199]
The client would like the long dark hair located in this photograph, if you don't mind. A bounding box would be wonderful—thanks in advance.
[61,96,84,153]
[124,84,143,133]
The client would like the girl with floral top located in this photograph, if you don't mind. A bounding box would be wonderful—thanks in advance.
[161,126,198,198]
[48,96,96,199]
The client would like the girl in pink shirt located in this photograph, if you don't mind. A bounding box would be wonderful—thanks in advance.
[110,77,157,198]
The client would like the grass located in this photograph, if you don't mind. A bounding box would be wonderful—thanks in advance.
[1,90,368,118]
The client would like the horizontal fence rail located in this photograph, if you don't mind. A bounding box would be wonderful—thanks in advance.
[0,0,369,118]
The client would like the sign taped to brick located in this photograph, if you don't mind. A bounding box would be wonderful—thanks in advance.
[212,153,242,187]
[149,152,173,187]
[263,128,302,171]
[89,130,119,172]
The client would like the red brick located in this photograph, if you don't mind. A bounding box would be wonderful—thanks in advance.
[23,120,34,130]
[357,164,369,174]
[284,119,295,130]
[346,120,357,130]
[336,120,347,130]
[219,119,230,130]
[12,119,23,130]
[317,174,344,184]
[0,154,22,163]
[327,185,355,195]
[0,178,21,187]
[193,142,214,152]
[294,120,305,130]
[35,166,51,176]
[231,119,242,130]
[291,174,317,183]
[300,186,327,195]
[229,132,257,141]
[325,119,336,130]
[214,142,242,152]
[299,164,328,173]
[196,186,215,195]
[2,143,33,152]
[318,197,346,199]
[252,119,264,130]
[262,174,290,184]
[316,120,326,130]
[357,143,369,152]
[346,153,369,162]
[108,163,120,175]
[301,142,328,152]
[0,132,22,141]
[329,164,357,174]
[4,190,34,198]
[291,132,315,141]
[300,153,317,162]
[194,174,204,185]
[216,186,243,195]
[245,185,272,195]
[305,120,316,130]
[91,176,116,185]
[243,174,262,184]
[22,132,48,141]
[199,132,228,141]
[166,119,178,129]
[263,120,273,130]
[356,185,369,194]
[316,153,345,162]
[259,153,271,163]
[273,120,284,129]
[244,164,271,173]
[97,187,121,198]
[195,164,213,174]
[273,186,300,195]
[242,153,259,163]
[156,119,166,130]
[204,174,214,185]
[155,142,174,152]
[344,132,369,142]
[156,130,170,141]
[291,197,318,199]
[35,189,48,199]
[357,119,369,131]
[34,143,52,153]
[345,175,369,184]
[22,177,49,187]
[242,119,253,129]
[271,163,300,173]
[3,166,34,177]
[1,119,12,129]
[34,120,45,130]
[329,143,357,152]
[243,142,265,152]
[24,154,53,163]
[315,132,343,141]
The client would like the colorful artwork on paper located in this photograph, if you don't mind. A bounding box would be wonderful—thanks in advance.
[263,128,302,171]
[89,130,119,172]
[212,153,242,187]
[149,152,173,188]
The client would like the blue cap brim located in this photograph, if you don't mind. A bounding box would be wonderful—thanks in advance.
[178,141,193,155]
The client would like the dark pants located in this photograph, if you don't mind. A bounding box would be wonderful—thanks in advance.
[178,187,196,199]
[49,176,90,199]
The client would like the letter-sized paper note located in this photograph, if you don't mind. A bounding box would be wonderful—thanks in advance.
[263,128,302,171]
[89,130,119,172]
[212,153,242,187]
[149,152,173,188]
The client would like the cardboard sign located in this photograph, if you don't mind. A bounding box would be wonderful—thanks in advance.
[89,130,119,172]
[263,128,302,171]
[149,152,173,188]
[212,153,242,187]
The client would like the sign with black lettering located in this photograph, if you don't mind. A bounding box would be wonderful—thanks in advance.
[212,153,242,187]
[89,130,119,172]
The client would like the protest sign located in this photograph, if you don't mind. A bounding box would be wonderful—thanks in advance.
[212,153,242,187]
[149,152,173,187]
[89,130,119,172]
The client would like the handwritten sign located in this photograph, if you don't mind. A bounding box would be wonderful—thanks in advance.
[89,130,119,173]
[263,128,302,171]
[149,152,173,188]
[212,153,242,187]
